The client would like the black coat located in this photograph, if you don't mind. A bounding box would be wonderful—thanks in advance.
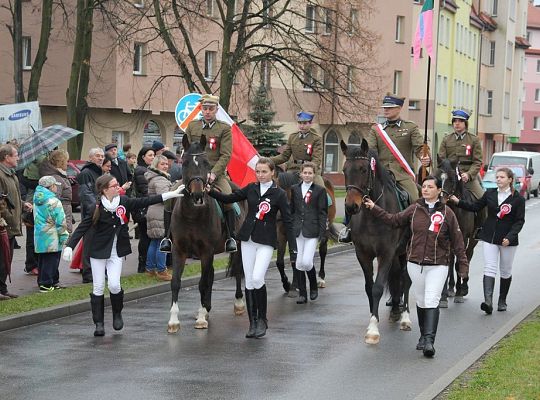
[133,164,149,197]
[457,188,525,246]
[209,182,297,252]
[76,162,102,219]
[110,158,132,186]
[67,194,163,259]
[290,182,327,240]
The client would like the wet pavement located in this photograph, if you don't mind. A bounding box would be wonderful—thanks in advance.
[2,199,540,399]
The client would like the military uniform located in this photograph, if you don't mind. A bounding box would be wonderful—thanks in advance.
[366,120,425,201]
[438,130,484,199]
[184,119,233,197]
[271,128,325,188]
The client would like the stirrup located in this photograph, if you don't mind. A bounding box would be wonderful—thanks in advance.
[225,238,237,253]
[159,238,172,253]
[338,227,352,243]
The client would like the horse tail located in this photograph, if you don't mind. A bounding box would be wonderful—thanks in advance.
[323,177,337,223]
[327,222,339,242]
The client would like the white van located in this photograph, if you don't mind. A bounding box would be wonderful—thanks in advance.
[487,151,540,196]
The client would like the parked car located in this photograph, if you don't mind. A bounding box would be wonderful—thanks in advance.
[487,151,540,197]
[67,160,86,209]
[482,165,531,200]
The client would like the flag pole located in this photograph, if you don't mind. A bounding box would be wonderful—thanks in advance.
[420,55,431,182]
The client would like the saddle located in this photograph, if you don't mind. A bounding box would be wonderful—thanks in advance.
[213,199,241,221]
[394,183,411,211]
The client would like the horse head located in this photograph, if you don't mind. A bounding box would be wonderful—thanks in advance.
[181,134,210,206]
[340,138,373,215]
[435,158,462,201]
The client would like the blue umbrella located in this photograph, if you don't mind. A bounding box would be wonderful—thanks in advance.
[16,125,82,170]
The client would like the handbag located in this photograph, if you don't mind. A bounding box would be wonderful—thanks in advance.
[133,207,147,224]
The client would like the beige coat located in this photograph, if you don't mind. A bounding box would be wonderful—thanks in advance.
[145,168,171,239]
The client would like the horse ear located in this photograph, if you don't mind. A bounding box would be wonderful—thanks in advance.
[182,134,190,150]
[361,138,369,154]
[340,140,347,155]
[200,134,207,149]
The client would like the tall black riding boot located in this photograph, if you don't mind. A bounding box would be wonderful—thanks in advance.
[416,306,426,350]
[422,307,439,358]
[159,211,172,253]
[297,271,307,304]
[497,276,512,312]
[481,275,495,315]
[90,293,105,337]
[254,285,268,338]
[224,209,237,253]
[245,289,257,338]
[306,268,318,300]
[110,289,124,331]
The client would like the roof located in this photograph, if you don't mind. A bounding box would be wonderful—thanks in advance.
[478,12,497,31]
[470,6,483,30]
[515,36,531,49]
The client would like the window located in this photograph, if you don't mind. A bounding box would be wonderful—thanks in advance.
[444,16,451,47]
[491,0,498,16]
[393,70,402,95]
[527,31,532,42]
[205,51,216,80]
[305,5,316,33]
[143,120,162,146]
[261,60,271,88]
[439,14,445,47]
[111,131,126,150]
[443,77,448,105]
[347,66,355,93]
[534,117,540,130]
[410,46,423,58]
[537,59,540,73]
[262,0,271,26]
[207,0,215,17]
[320,69,331,90]
[395,16,404,42]
[323,8,332,34]
[487,90,493,115]
[506,41,513,70]
[304,63,315,89]
[535,88,540,102]
[504,92,510,119]
[489,41,496,65]
[509,0,515,21]
[22,36,31,70]
[324,130,339,172]
[349,9,358,35]
[133,43,145,75]
[133,0,144,8]
[408,100,420,110]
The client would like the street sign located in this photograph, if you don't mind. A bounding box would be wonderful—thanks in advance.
[175,93,202,129]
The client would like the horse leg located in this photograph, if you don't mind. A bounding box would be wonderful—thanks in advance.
[232,251,245,316]
[195,254,213,329]
[275,238,291,293]
[439,265,450,309]
[454,258,466,303]
[388,257,402,323]
[168,250,187,334]
[317,238,328,288]
[398,255,412,331]
[447,255,456,298]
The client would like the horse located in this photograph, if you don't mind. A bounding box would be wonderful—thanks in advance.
[273,168,339,296]
[434,158,480,306]
[167,134,247,333]
[341,138,412,344]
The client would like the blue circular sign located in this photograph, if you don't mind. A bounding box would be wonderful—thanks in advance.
[175,93,202,129]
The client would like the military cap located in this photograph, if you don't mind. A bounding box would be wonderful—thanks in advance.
[451,109,470,120]
[296,111,314,122]
[381,93,405,108]
[39,176,62,188]
[199,94,220,105]
[104,143,117,152]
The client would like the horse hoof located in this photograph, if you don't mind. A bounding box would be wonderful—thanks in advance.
[234,299,245,316]
[439,300,449,308]
[194,319,209,329]
[317,279,326,288]
[282,280,291,293]
[454,296,464,303]
[167,323,180,334]
[400,321,412,331]
[365,334,380,345]
[389,312,401,323]
[287,289,299,298]
[447,289,456,297]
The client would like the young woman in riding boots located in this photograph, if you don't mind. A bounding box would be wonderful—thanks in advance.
[208,157,297,339]
[450,167,525,315]
[62,174,183,336]
[289,162,327,304]
[364,176,469,358]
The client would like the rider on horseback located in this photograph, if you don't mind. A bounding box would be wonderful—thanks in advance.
[184,94,237,253]
[270,111,325,188]
[339,93,431,242]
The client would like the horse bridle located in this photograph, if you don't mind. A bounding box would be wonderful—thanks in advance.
[345,155,374,199]
[183,151,209,196]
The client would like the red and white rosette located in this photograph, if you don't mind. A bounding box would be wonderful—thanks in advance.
[304,191,312,204]
[116,205,129,225]
[465,145,472,156]
[256,201,271,220]
[370,157,376,173]
[429,211,444,233]
[497,204,512,219]
[209,137,217,150]
[306,144,313,156]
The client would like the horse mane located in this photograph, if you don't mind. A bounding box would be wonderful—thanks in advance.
[437,158,475,202]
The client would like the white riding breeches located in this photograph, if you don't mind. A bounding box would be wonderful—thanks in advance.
[241,239,274,289]
[295,234,318,272]
[482,242,517,279]
[407,262,447,308]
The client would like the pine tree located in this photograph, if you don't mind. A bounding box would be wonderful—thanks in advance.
[245,84,284,157]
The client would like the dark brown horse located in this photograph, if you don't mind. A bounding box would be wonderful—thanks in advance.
[167,134,246,333]
[341,139,411,344]
[274,169,338,295]
[435,158,480,306]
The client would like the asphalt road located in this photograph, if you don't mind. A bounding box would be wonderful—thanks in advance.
[2,199,540,400]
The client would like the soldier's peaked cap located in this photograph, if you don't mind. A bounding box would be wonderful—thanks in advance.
[381,93,405,108]
[199,94,219,105]
[296,111,314,122]
[451,109,470,120]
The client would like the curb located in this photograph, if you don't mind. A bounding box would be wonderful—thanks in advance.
[0,244,354,333]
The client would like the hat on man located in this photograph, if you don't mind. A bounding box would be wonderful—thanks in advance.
[296,111,314,122]
[104,143,117,152]
[39,176,62,189]
[451,109,470,121]
[162,150,177,160]
[152,141,165,152]
[199,94,220,106]
[381,93,405,108]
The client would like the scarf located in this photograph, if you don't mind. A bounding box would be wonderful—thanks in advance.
[101,195,120,212]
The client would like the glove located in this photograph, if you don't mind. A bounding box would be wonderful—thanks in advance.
[289,250,297,263]
[62,247,73,262]
[162,184,185,201]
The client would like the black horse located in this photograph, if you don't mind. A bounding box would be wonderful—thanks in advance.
[435,158,480,306]
[167,134,246,333]
[341,139,411,344]
[274,169,338,296]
